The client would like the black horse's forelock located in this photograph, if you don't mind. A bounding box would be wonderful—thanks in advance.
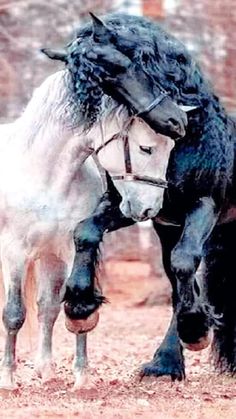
[65,12,219,130]
[66,40,106,130]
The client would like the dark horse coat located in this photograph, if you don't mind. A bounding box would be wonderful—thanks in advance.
[59,14,236,379]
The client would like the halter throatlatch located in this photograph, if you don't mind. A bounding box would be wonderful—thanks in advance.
[96,93,169,189]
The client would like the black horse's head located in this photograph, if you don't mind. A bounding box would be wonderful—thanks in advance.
[42,13,193,140]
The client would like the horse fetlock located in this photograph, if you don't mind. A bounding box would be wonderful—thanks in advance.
[73,356,88,373]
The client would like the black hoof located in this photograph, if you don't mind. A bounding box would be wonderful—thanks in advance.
[140,349,185,382]
[177,309,210,345]
[63,287,106,320]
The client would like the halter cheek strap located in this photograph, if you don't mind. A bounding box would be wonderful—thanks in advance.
[95,91,169,190]
[95,118,168,190]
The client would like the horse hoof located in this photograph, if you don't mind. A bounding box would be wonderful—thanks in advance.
[72,369,98,393]
[65,310,99,334]
[0,383,18,393]
[140,359,185,382]
[0,385,19,395]
[177,309,210,347]
[35,360,56,383]
[0,371,18,393]
[182,328,213,351]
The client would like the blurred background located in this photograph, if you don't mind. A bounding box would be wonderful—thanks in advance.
[0,0,235,304]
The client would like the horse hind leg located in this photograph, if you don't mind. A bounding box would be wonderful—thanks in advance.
[34,254,65,383]
[0,247,26,391]
[204,222,236,375]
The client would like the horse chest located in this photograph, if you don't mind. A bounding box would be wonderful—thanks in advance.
[0,159,104,255]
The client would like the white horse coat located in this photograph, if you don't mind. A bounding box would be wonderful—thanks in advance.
[0,70,173,389]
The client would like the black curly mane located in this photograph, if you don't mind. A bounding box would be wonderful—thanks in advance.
[65,13,230,131]
[63,13,236,378]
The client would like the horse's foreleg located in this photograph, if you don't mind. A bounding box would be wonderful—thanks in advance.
[141,221,185,380]
[64,178,134,322]
[141,313,185,381]
[170,197,219,349]
[35,254,65,382]
[0,249,26,390]
[64,179,134,389]
[72,333,90,389]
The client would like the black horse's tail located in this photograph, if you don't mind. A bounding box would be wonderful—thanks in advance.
[203,221,236,375]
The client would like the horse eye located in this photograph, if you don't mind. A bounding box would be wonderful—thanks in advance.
[139,145,153,155]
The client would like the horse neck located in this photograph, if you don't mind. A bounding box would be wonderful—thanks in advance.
[185,93,233,145]
[91,104,129,151]
[14,71,92,166]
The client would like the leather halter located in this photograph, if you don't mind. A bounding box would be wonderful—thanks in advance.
[136,92,168,117]
[95,95,169,189]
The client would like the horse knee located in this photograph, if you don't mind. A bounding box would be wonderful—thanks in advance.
[74,220,102,251]
[2,301,26,332]
[38,305,60,330]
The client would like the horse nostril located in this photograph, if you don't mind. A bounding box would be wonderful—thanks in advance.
[143,208,152,218]
[168,118,179,128]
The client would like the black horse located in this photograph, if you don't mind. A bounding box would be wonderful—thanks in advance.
[47,13,236,379]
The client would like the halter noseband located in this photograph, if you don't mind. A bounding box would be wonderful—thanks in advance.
[136,92,168,117]
[95,94,169,190]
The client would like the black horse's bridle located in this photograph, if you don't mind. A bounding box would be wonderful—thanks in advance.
[136,91,168,118]
[95,95,169,189]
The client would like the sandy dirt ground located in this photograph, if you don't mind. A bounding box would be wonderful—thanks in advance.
[0,261,236,418]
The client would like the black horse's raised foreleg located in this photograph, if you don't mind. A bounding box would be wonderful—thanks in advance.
[63,177,134,320]
[170,197,219,347]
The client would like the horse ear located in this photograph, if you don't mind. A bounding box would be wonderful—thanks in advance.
[89,12,113,43]
[179,105,199,113]
[41,48,67,63]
